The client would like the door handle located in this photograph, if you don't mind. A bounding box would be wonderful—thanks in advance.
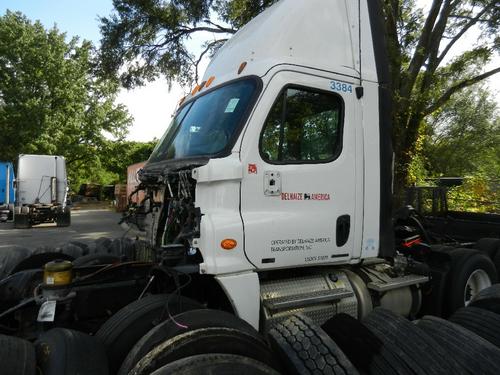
[336,215,350,247]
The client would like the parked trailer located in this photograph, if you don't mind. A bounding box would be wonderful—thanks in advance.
[1,1,500,374]
[14,154,70,228]
[0,161,15,222]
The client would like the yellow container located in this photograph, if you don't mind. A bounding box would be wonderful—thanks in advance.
[43,260,73,286]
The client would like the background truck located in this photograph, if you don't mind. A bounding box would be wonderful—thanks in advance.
[1,1,500,374]
[0,161,15,222]
[13,154,71,228]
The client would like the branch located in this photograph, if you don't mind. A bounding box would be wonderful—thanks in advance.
[423,67,500,115]
[438,3,495,65]
[400,0,444,99]
[202,19,237,34]
[194,39,227,83]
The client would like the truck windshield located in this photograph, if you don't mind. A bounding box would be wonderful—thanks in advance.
[148,78,258,163]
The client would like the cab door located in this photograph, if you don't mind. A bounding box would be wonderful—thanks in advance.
[239,70,362,269]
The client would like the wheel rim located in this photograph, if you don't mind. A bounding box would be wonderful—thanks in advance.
[464,269,491,306]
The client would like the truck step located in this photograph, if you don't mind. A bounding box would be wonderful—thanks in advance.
[367,274,429,292]
[264,288,353,311]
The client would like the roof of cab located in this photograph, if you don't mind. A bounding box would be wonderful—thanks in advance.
[200,0,377,87]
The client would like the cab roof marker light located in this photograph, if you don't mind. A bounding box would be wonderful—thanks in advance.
[205,76,216,87]
[238,61,247,75]
[191,84,201,96]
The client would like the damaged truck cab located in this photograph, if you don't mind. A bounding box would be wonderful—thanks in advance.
[130,0,434,328]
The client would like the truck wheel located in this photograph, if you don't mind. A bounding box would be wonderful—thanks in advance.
[35,328,108,375]
[14,213,31,229]
[96,294,202,374]
[73,253,120,266]
[362,308,462,375]
[0,334,36,375]
[416,315,500,375]
[475,238,500,259]
[469,284,500,314]
[268,314,358,375]
[447,248,497,315]
[450,307,500,348]
[0,246,31,279]
[10,252,74,274]
[321,313,386,374]
[130,327,278,375]
[119,308,261,375]
[150,354,280,375]
[56,207,71,227]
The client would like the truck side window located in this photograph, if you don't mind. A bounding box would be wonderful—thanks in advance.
[260,86,343,163]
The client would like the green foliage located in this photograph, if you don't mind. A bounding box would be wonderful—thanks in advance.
[425,85,500,180]
[0,11,141,190]
[447,174,499,213]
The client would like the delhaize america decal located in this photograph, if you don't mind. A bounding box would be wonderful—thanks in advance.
[280,193,331,201]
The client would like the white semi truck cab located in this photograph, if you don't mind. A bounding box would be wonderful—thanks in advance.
[127,0,495,329]
[14,154,71,228]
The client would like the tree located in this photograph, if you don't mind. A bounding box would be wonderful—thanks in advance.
[425,85,499,179]
[99,0,500,199]
[0,11,132,187]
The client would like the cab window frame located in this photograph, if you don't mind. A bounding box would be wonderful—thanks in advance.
[259,84,345,165]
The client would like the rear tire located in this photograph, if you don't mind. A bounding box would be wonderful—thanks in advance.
[56,207,71,227]
[416,315,500,375]
[446,248,497,315]
[450,307,500,348]
[475,238,500,259]
[35,328,108,375]
[119,308,261,375]
[469,284,500,314]
[0,334,36,375]
[14,212,31,229]
[268,314,358,375]
[95,294,202,374]
[150,354,280,375]
[130,327,278,375]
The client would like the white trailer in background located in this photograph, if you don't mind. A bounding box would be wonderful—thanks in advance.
[14,154,70,228]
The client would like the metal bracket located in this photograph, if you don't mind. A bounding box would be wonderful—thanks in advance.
[264,171,281,196]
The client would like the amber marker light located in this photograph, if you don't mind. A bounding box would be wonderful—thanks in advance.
[191,84,201,96]
[221,239,237,250]
[238,61,247,74]
[205,76,216,87]
[178,96,186,106]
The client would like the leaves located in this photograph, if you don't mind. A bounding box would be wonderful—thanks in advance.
[0,11,134,190]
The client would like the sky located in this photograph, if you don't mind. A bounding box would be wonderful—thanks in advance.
[0,0,498,142]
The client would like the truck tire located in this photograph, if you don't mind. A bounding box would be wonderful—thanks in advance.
[14,213,30,229]
[416,315,500,375]
[469,284,500,314]
[268,314,358,375]
[130,327,278,375]
[35,328,108,375]
[450,307,500,348]
[96,294,202,374]
[475,238,500,259]
[72,253,120,266]
[119,308,261,375]
[362,308,462,375]
[0,245,31,279]
[321,313,386,374]
[150,354,280,375]
[56,207,71,227]
[0,334,36,375]
[10,252,74,274]
[446,248,497,315]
